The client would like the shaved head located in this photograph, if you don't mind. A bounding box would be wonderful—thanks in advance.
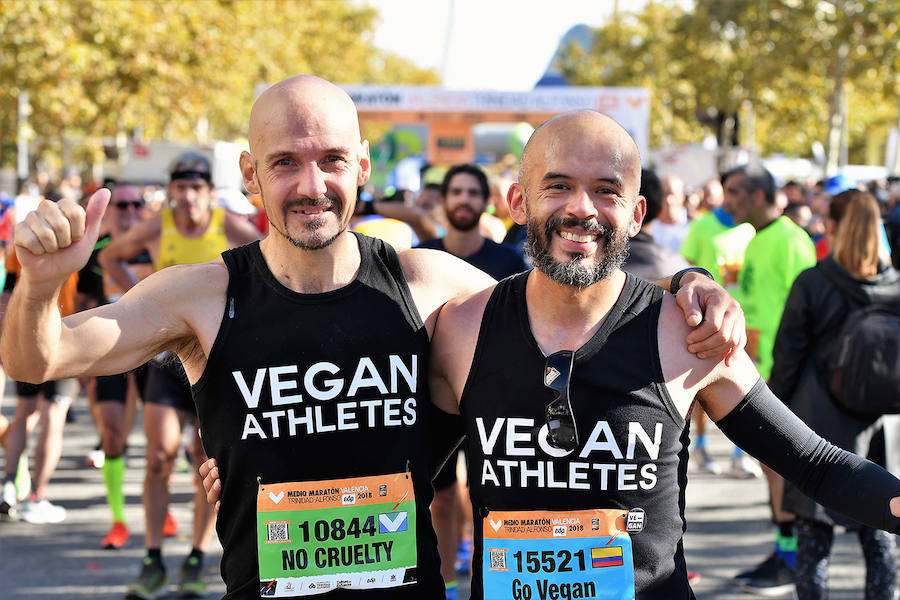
[507,110,646,288]
[240,74,371,252]
[518,110,641,193]
[248,75,362,156]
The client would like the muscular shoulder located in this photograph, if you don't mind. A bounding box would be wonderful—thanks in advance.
[657,293,730,414]
[437,283,495,341]
[431,283,497,403]
[658,292,762,420]
[398,247,495,336]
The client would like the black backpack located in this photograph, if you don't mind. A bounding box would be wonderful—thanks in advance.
[820,265,900,416]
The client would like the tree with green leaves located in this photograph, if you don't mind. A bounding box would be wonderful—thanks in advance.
[0,0,438,174]
[557,0,900,171]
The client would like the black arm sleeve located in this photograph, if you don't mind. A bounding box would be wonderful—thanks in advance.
[716,378,900,533]
[430,404,465,479]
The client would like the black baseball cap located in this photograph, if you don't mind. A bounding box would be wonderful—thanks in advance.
[169,151,212,184]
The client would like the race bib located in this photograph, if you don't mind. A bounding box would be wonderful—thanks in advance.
[257,472,417,597]
[482,509,636,600]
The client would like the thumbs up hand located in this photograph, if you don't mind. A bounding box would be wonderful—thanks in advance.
[14,189,110,289]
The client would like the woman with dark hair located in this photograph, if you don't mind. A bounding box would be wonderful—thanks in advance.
[771,190,900,599]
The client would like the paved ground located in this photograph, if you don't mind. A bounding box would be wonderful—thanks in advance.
[0,391,874,599]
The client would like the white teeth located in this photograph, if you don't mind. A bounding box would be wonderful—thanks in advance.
[559,231,595,243]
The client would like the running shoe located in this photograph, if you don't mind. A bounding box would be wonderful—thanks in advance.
[126,557,168,600]
[729,454,762,478]
[0,480,17,516]
[163,512,179,537]
[735,552,795,596]
[19,496,67,524]
[691,445,722,474]
[177,555,206,597]
[87,441,105,469]
[102,521,130,549]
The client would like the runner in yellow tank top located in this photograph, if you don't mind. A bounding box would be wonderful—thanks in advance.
[155,205,229,270]
[97,152,260,598]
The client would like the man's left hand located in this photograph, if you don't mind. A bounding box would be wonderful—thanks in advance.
[675,271,746,365]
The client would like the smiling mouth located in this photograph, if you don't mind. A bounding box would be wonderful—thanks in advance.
[558,231,596,243]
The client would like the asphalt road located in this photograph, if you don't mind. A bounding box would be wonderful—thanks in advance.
[0,391,875,600]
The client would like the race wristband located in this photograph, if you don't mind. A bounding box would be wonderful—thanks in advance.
[669,267,714,295]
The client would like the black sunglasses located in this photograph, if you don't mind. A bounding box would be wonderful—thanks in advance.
[544,350,578,452]
[115,201,143,210]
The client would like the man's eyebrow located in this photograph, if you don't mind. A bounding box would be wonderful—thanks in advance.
[263,146,353,163]
[321,146,352,157]
[542,172,623,187]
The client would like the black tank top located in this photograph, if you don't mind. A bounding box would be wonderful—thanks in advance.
[462,272,693,600]
[192,234,443,599]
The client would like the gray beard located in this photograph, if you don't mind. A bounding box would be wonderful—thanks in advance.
[524,214,629,288]
[262,190,345,250]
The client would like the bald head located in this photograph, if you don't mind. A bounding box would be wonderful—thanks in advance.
[248,75,362,156]
[519,110,641,192]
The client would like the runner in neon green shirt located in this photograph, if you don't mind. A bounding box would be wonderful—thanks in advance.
[738,215,815,379]
[726,164,816,595]
[681,207,755,288]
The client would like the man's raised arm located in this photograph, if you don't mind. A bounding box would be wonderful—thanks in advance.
[0,191,196,383]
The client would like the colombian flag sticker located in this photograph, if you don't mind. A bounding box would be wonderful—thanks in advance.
[591,546,624,568]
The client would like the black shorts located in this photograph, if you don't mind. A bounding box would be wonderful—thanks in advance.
[143,359,196,415]
[15,379,77,403]
[96,363,150,404]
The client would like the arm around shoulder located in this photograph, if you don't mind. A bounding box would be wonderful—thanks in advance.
[399,247,496,335]
[429,285,494,416]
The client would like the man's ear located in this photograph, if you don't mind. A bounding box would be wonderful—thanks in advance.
[507,183,528,226]
[239,151,260,194]
[358,140,371,187]
[631,195,647,237]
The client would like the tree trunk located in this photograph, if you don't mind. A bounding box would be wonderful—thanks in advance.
[825,43,849,177]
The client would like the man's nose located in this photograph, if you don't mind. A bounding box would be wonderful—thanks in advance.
[296,163,328,199]
[566,187,599,219]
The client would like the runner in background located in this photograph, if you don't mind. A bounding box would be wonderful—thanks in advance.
[0,244,78,523]
[680,175,758,477]
[98,153,261,598]
[75,182,154,549]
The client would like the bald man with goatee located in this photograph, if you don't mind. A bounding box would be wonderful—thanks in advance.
[2,76,747,599]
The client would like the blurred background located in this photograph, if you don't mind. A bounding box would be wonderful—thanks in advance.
[1,0,899,196]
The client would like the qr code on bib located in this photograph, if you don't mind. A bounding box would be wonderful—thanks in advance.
[487,548,508,571]
[265,521,291,543]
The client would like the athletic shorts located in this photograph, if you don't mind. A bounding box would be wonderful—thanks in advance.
[143,359,196,415]
[15,379,77,403]
[96,363,150,404]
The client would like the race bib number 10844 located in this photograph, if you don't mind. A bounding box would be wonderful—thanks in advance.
[257,473,417,597]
